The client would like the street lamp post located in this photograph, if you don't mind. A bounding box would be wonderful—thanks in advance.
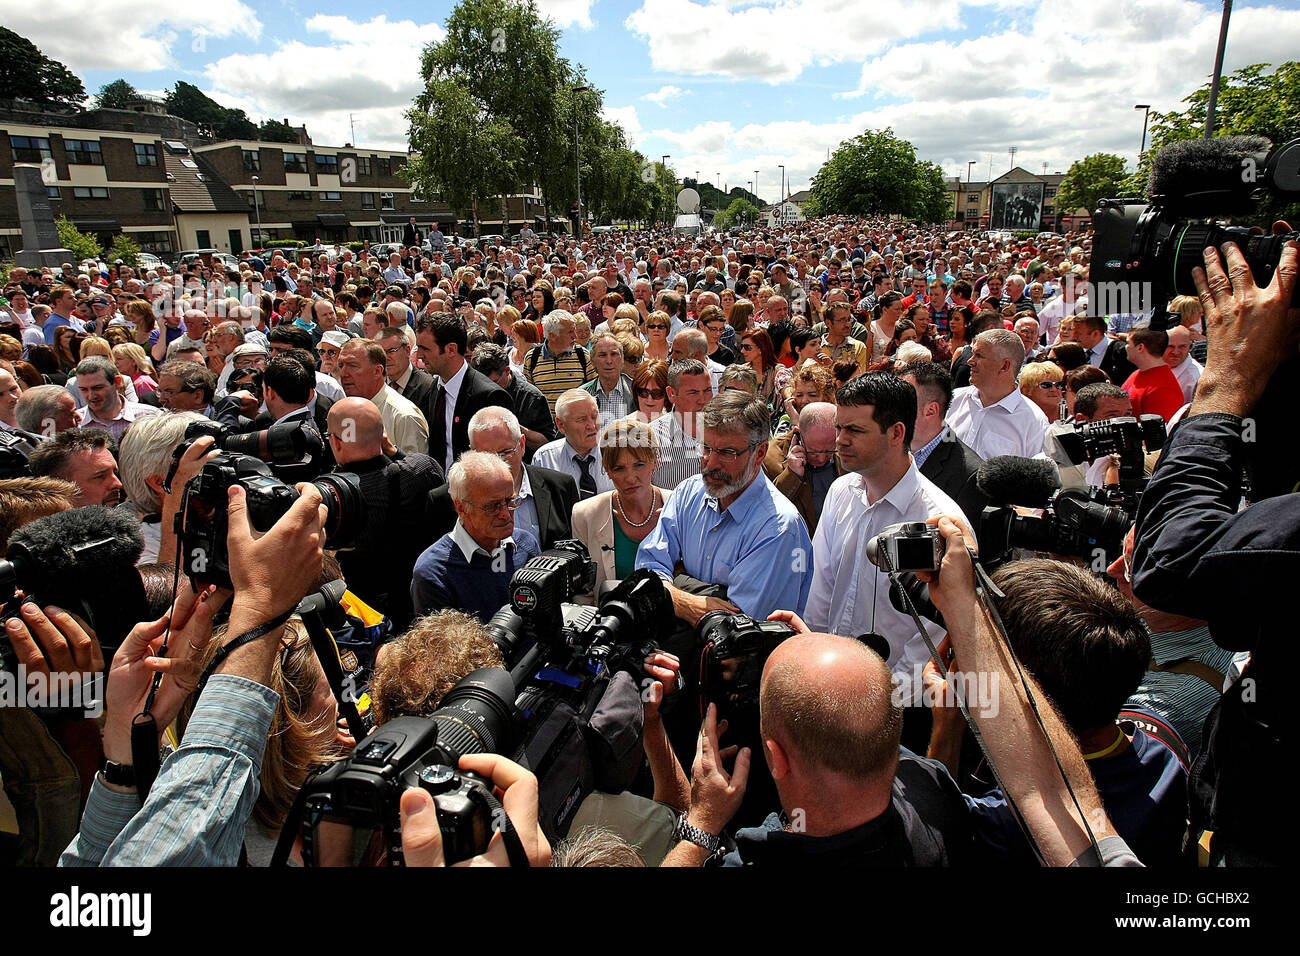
[251,175,263,248]
[1206,0,1234,138]
[965,161,976,228]
[573,86,589,236]
[754,170,759,205]
[1134,104,1152,156]
[779,164,785,204]
[661,154,671,226]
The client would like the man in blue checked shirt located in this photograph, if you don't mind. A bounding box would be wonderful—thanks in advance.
[637,391,813,626]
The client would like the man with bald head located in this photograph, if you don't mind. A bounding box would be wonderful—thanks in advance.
[766,401,843,535]
[1163,324,1202,404]
[327,396,443,629]
[665,517,1147,867]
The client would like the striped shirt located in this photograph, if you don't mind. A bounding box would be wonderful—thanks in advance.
[525,344,595,415]
[649,411,702,489]
[60,675,278,867]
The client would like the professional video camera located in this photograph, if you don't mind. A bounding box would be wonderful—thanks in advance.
[0,506,148,681]
[1091,135,1300,323]
[167,420,364,589]
[0,429,43,478]
[484,540,597,657]
[173,418,327,484]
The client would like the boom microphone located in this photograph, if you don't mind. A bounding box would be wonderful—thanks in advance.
[1147,135,1280,215]
[1,506,148,657]
[976,456,1062,509]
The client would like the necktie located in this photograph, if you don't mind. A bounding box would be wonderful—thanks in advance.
[431,382,448,465]
[574,455,597,500]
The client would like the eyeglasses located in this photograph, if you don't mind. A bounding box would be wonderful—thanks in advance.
[645,323,668,331]
[486,448,518,462]
[739,343,756,352]
[635,387,665,400]
[382,345,407,357]
[469,495,523,515]
[698,441,758,464]
[1037,380,1064,390]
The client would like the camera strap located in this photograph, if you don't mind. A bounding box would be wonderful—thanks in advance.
[196,609,295,693]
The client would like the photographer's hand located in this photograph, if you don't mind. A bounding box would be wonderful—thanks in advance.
[220,483,327,687]
[5,603,103,679]
[399,754,551,867]
[101,584,227,774]
[1191,225,1298,417]
[766,609,810,634]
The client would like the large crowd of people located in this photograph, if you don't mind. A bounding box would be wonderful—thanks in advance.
[0,211,1291,869]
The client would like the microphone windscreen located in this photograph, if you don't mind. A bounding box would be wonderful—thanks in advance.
[9,505,145,578]
[976,456,1061,508]
[1148,135,1272,214]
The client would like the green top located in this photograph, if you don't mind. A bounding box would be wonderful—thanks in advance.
[612,509,638,580]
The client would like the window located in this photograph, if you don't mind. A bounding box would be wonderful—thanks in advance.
[242,149,260,172]
[136,143,159,166]
[46,186,60,200]
[376,157,391,176]
[315,154,338,174]
[1044,187,1057,198]
[284,152,308,173]
[64,140,103,165]
[361,192,376,210]
[10,135,52,162]
[134,231,174,254]
[73,186,110,199]
[380,192,395,211]
[357,156,372,176]
[143,189,167,211]
[410,187,425,203]
[288,190,312,201]
[320,191,342,201]
[967,193,979,204]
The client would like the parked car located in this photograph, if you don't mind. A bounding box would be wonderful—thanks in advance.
[135,252,164,271]
[173,249,239,272]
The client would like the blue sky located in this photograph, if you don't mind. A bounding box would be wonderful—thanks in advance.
[9,0,1300,204]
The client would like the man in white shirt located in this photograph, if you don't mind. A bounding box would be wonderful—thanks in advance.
[947,329,1049,460]
[1164,325,1203,405]
[72,356,159,443]
[336,338,429,456]
[531,390,611,500]
[802,372,967,704]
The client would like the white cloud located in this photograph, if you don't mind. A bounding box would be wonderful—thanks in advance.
[624,0,963,83]
[536,0,597,29]
[201,14,446,149]
[603,105,644,146]
[5,0,262,72]
[642,85,687,107]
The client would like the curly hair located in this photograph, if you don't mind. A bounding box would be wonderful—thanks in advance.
[369,609,504,725]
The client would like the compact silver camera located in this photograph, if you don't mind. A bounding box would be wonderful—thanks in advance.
[865,522,943,573]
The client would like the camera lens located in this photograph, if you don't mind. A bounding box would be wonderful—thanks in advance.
[429,668,519,765]
[312,472,365,550]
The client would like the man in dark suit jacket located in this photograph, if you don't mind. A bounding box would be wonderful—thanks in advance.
[1076,316,1136,384]
[415,312,513,473]
[379,325,436,409]
[900,361,989,530]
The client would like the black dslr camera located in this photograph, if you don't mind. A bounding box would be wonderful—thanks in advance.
[981,487,1133,567]
[299,668,523,866]
[172,418,327,485]
[1054,414,1166,508]
[1091,135,1300,322]
[696,612,798,719]
[170,420,365,589]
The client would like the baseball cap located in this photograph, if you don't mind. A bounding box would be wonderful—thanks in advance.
[320,330,350,350]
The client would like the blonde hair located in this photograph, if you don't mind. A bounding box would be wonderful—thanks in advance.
[113,342,156,378]
[78,335,113,359]
[1018,361,1066,397]
[598,417,658,472]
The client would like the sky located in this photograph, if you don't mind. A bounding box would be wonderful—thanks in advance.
[7,0,1300,205]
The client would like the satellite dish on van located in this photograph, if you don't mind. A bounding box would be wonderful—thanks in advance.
[676,187,700,214]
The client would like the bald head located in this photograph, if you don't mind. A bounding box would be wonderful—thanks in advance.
[1164,324,1193,369]
[759,633,901,782]
[327,397,385,463]
[798,401,836,432]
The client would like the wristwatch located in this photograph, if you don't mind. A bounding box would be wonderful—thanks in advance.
[101,760,136,788]
[675,816,723,858]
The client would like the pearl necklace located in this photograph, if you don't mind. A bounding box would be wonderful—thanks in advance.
[614,489,659,528]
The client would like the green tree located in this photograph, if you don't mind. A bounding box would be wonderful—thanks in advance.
[94,79,138,110]
[806,128,937,219]
[107,234,141,269]
[55,216,102,262]
[165,81,257,140]
[714,198,760,230]
[1118,61,1300,213]
[912,161,953,223]
[0,28,86,109]
[258,119,301,144]
[1055,153,1128,219]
